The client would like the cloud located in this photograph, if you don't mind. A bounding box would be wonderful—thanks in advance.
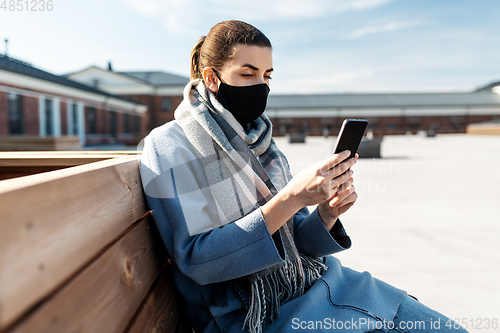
[348,20,422,39]
[123,0,395,35]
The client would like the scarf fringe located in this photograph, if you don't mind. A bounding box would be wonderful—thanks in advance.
[300,254,329,288]
[244,255,328,333]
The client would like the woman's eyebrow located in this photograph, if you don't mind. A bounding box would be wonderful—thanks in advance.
[242,63,274,72]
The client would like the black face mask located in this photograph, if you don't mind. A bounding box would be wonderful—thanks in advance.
[213,69,270,127]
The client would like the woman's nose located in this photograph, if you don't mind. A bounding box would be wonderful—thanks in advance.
[257,75,267,84]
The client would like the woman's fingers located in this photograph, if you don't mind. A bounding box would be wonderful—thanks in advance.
[335,177,354,195]
[329,168,354,192]
[329,184,357,208]
[337,200,356,215]
[288,150,359,208]
[322,150,351,172]
[330,156,357,178]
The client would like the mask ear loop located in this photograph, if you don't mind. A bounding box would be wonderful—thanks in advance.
[211,68,225,97]
[212,68,224,84]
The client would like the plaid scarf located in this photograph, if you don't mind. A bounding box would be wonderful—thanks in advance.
[175,80,327,333]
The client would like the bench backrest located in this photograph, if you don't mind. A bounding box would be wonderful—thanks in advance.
[0,152,192,333]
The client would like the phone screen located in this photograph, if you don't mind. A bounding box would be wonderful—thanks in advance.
[333,119,368,160]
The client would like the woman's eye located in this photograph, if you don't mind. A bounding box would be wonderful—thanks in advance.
[241,73,272,80]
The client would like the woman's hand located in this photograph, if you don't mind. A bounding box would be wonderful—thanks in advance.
[284,150,357,211]
[317,153,359,231]
[261,150,357,235]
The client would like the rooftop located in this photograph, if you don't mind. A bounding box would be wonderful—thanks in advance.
[475,80,500,93]
[267,91,500,109]
[0,55,142,104]
[119,71,190,87]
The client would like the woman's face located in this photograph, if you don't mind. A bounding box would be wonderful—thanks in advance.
[203,44,273,93]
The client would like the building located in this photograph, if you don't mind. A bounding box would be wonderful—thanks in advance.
[0,55,147,146]
[3,51,499,145]
[68,64,500,137]
[66,65,189,132]
[266,89,500,137]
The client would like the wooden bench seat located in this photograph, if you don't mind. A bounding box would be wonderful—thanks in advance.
[0,152,192,333]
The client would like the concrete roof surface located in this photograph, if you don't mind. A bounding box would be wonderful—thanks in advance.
[275,133,500,332]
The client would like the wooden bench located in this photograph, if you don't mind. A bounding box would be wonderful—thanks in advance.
[0,135,82,151]
[0,152,193,333]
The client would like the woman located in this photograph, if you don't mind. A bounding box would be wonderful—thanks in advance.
[140,20,467,333]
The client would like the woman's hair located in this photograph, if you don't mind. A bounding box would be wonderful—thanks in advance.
[190,20,272,80]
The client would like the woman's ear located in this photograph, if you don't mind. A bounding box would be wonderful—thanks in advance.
[202,67,219,93]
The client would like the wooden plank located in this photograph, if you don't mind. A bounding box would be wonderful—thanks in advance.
[0,152,141,168]
[0,157,113,167]
[0,166,72,181]
[7,215,168,333]
[0,152,139,180]
[0,136,82,151]
[0,151,141,157]
[0,152,142,179]
[0,136,80,144]
[125,261,192,333]
[0,155,147,330]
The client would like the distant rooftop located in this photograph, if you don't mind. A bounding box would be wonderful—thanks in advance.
[119,71,189,86]
[0,54,141,104]
[475,80,500,93]
[267,91,500,109]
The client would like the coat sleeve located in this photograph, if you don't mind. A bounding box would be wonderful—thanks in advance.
[292,207,352,258]
[140,127,287,286]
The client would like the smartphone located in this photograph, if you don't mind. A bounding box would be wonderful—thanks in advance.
[333,119,368,161]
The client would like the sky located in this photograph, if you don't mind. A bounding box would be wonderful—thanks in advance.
[0,0,499,94]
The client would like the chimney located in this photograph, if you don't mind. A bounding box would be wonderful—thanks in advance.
[108,61,113,71]
[4,39,8,57]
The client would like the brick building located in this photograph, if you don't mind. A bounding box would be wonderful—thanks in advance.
[0,55,147,146]
[67,66,189,133]
[67,64,500,138]
[266,87,500,137]
[13,53,497,141]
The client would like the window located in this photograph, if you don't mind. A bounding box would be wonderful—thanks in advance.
[88,107,96,134]
[45,98,53,135]
[134,115,140,133]
[278,118,293,135]
[101,109,107,134]
[8,93,23,134]
[110,110,117,139]
[407,117,421,129]
[124,113,130,133]
[386,123,396,130]
[450,116,463,129]
[162,98,172,112]
[71,103,78,135]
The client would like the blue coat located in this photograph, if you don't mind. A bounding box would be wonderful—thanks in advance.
[140,120,407,333]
